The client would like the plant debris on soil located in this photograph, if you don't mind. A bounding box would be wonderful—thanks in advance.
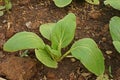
[0,0,120,80]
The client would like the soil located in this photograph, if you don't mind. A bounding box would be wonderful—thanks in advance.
[0,0,120,80]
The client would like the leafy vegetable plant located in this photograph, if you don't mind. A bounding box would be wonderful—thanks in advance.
[109,16,120,53]
[53,0,100,7]
[0,0,12,16]
[104,0,120,10]
[3,13,105,76]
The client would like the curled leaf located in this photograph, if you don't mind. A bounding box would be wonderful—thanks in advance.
[35,49,58,68]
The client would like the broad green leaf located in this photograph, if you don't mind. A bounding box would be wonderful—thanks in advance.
[35,49,58,68]
[4,32,45,52]
[109,16,120,41]
[40,23,55,40]
[51,13,76,49]
[104,0,120,10]
[71,38,105,76]
[109,16,120,53]
[0,11,4,16]
[53,0,72,7]
[85,0,100,5]
[0,6,5,10]
[113,41,120,53]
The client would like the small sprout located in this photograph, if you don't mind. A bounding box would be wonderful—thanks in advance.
[109,66,113,78]
[20,50,29,57]
[0,0,12,16]
[3,13,105,76]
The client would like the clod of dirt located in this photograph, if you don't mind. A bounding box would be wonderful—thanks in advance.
[115,68,120,80]
[25,21,39,29]
[88,10,101,19]
[69,72,77,80]
[0,55,37,80]
[78,75,85,80]
[16,0,30,5]
[47,72,56,80]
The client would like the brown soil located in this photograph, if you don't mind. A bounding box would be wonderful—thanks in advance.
[0,0,120,80]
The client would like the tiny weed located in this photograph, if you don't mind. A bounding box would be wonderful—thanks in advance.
[0,0,12,16]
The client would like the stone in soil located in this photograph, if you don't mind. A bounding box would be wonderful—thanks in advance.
[0,55,37,80]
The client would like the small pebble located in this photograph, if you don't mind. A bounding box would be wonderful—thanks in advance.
[102,37,107,42]
[78,75,85,80]
[25,21,32,29]
[0,26,2,28]
[0,77,6,80]
[59,78,63,80]
[81,73,91,77]
[70,58,76,62]
[2,20,7,23]
[106,50,112,54]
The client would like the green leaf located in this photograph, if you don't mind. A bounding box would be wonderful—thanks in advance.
[5,0,12,10]
[35,49,58,68]
[109,16,120,53]
[85,0,100,5]
[109,16,120,41]
[40,23,55,40]
[45,45,61,60]
[51,13,76,49]
[113,41,120,53]
[53,0,72,7]
[3,32,45,52]
[20,50,29,57]
[71,38,105,76]
[104,0,120,10]
[0,11,4,16]
[0,6,5,10]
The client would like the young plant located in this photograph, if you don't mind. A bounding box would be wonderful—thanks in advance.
[0,0,12,16]
[109,16,120,53]
[3,13,105,76]
[104,0,120,10]
[53,0,100,7]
